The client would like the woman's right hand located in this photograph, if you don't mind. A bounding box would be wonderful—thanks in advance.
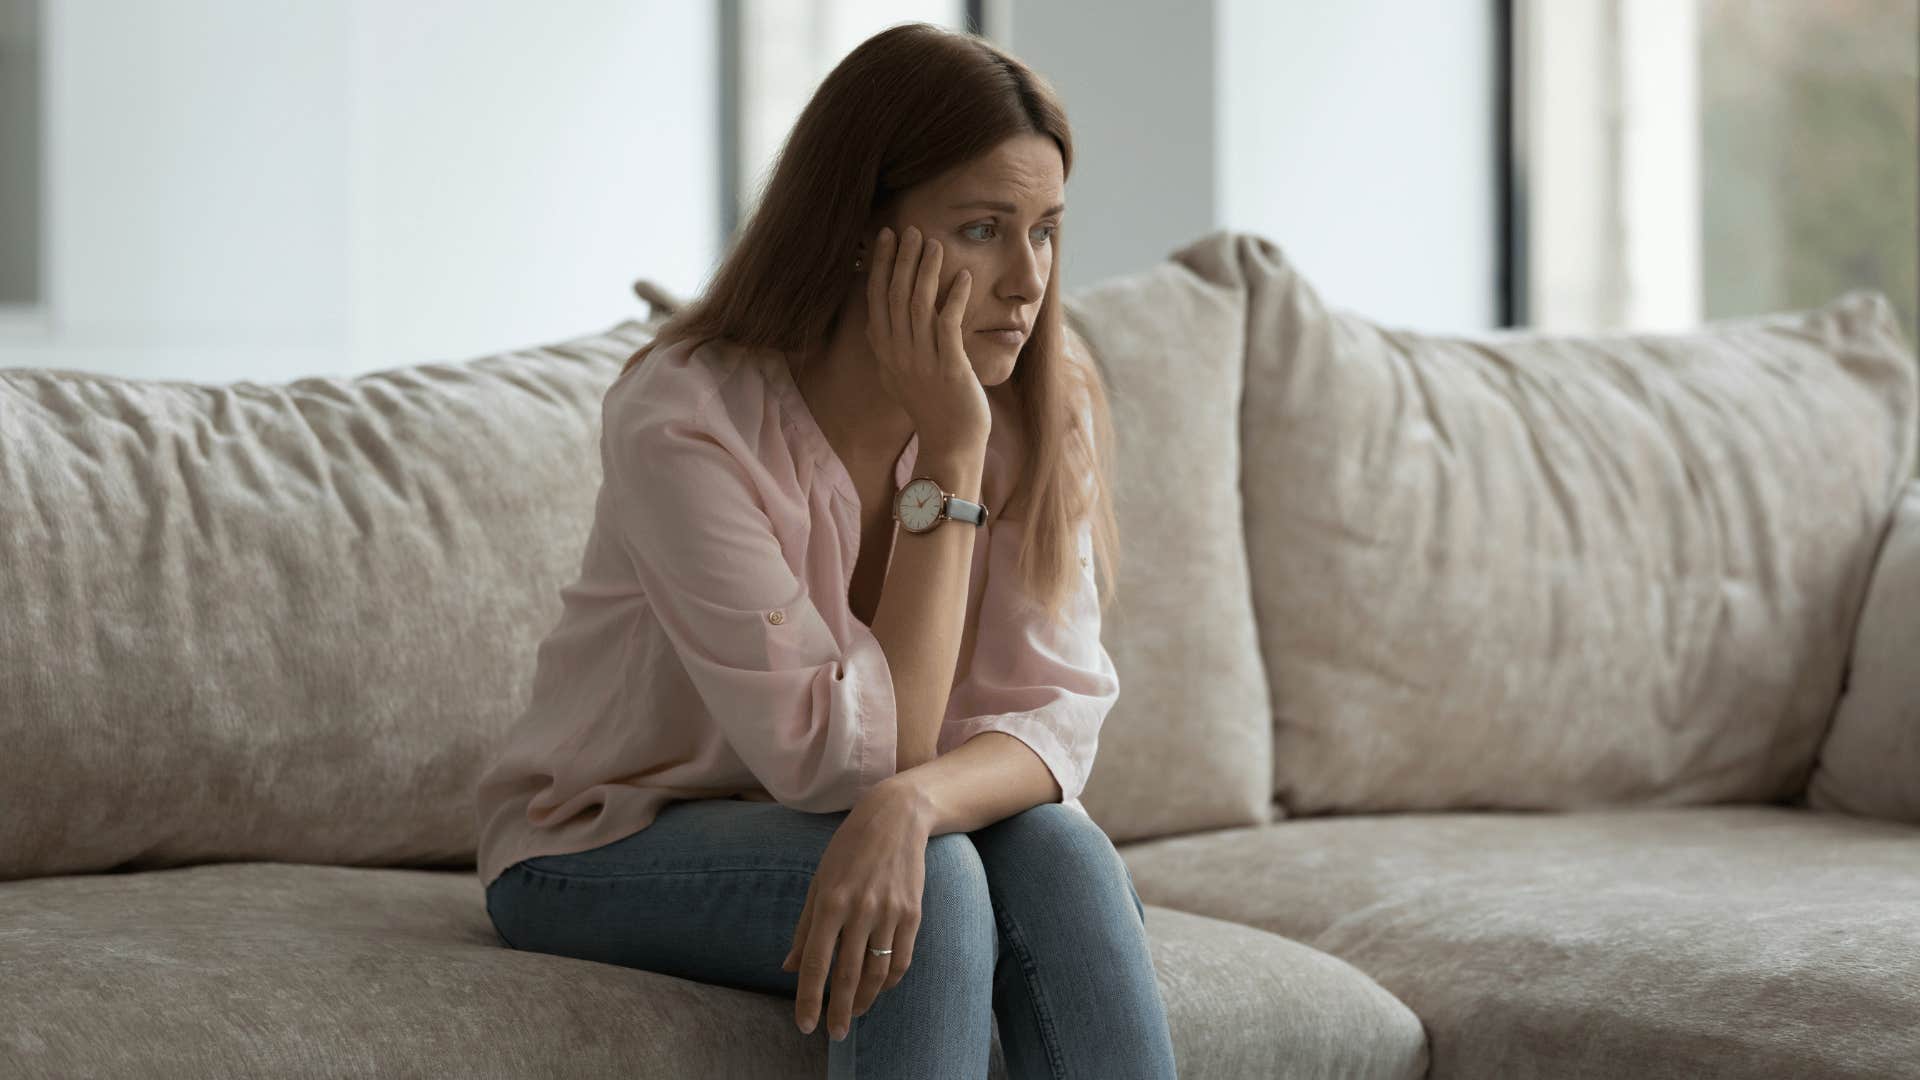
[865,224,992,453]
[780,782,930,1041]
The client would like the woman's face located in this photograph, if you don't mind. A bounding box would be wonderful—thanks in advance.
[872,132,1065,386]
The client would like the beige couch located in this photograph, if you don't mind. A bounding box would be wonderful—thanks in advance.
[3,230,1916,1079]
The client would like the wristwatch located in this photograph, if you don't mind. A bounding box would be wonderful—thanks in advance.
[893,475,990,533]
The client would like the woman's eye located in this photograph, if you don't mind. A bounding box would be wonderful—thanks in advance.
[963,223,1056,244]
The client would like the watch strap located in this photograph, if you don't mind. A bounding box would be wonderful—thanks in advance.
[943,494,989,527]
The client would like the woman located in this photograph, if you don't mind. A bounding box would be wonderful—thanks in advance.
[473,21,1176,1078]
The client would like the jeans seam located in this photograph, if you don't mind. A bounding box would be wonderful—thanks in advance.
[990,892,1068,1080]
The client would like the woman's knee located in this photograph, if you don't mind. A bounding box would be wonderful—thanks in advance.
[978,804,1134,894]
[907,833,996,969]
[992,802,1109,858]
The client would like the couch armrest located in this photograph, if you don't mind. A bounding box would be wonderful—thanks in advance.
[1809,478,1920,823]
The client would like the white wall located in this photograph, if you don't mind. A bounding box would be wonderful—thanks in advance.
[0,0,717,381]
[1007,0,1499,333]
[1217,0,1497,332]
[1002,1,1218,297]
[347,2,717,369]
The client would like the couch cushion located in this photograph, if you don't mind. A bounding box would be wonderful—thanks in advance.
[1116,804,1920,1080]
[1059,263,1277,842]
[0,320,658,880]
[1171,229,1920,814]
[0,863,1427,1079]
[1810,478,1920,824]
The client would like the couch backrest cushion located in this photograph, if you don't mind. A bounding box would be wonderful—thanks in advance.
[0,321,656,880]
[1178,230,1920,814]
[1808,479,1920,823]
[1062,266,1277,841]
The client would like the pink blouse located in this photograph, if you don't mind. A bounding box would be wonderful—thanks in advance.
[472,335,1118,889]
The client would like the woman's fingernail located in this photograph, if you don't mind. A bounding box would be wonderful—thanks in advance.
[800,1017,815,1034]
[832,1024,847,1041]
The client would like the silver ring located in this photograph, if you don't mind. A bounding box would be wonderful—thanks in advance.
[867,946,893,957]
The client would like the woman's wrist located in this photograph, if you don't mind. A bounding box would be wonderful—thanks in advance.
[869,775,936,836]
[913,444,987,502]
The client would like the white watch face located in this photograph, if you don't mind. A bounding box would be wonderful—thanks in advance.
[896,478,944,532]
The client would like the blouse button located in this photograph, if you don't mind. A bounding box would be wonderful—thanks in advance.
[767,609,786,625]
[1079,555,1090,567]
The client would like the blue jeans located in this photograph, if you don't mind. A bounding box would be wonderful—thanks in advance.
[484,797,1179,1079]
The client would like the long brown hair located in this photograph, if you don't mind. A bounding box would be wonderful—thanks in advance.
[618,21,1118,632]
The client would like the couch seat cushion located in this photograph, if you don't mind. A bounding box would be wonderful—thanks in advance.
[0,862,1426,1079]
[1116,804,1920,1080]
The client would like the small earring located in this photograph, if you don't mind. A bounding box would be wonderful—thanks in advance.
[853,257,864,271]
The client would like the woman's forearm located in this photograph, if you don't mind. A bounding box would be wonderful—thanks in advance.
[882,731,1061,836]
[869,441,986,772]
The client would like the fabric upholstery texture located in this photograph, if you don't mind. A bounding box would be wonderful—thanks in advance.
[1174,229,1920,814]
[1117,804,1920,1080]
[0,862,1427,1080]
[0,322,655,880]
[1810,479,1920,823]
[1060,265,1278,840]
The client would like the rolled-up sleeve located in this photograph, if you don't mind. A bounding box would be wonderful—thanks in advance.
[601,393,898,810]
[940,512,1119,805]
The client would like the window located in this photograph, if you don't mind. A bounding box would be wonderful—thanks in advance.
[1509,0,1918,346]
[0,0,41,311]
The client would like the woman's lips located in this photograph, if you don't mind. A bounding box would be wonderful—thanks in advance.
[978,329,1025,344]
